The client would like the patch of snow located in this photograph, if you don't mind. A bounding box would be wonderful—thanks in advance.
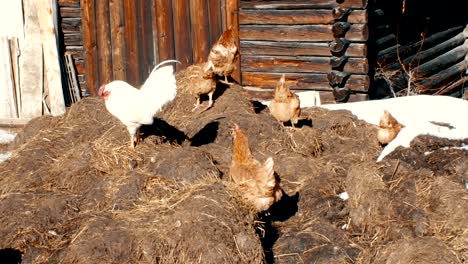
[317,95,468,162]
[0,152,11,163]
[0,129,16,144]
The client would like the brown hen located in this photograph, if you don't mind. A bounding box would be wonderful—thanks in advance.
[206,27,238,84]
[377,110,404,145]
[268,74,301,127]
[230,124,282,212]
[186,63,217,112]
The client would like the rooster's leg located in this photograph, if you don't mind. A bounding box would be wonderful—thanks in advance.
[129,135,135,148]
[191,97,201,112]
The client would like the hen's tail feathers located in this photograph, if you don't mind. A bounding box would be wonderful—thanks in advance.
[259,157,276,189]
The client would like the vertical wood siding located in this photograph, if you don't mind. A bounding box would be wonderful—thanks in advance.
[82,0,227,95]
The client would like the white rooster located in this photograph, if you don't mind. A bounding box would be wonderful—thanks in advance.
[98,60,179,148]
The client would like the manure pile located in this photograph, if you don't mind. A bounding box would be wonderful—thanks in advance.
[0,69,466,263]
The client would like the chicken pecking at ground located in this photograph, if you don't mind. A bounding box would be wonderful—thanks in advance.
[268,74,301,128]
[186,62,217,113]
[230,124,283,212]
[98,60,179,148]
[205,27,238,85]
[377,110,404,146]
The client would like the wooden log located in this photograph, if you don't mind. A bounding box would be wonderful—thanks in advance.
[433,76,468,95]
[378,26,464,65]
[240,24,368,42]
[241,72,369,91]
[239,9,367,25]
[375,33,396,51]
[109,0,126,80]
[96,0,112,85]
[414,39,468,78]
[190,0,210,64]
[59,7,81,18]
[332,7,351,21]
[416,59,468,90]
[329,38,349,55]
[332,22,350,38]
[81,0,98,95]
[330,56,348,69]
[327,71,350,87]
[239,0,369,9]
[155,0,174,61]
[226,0,241,82]
[63,33,83,46]
[387,33,468,71]
[124,0,141,86]
[241,40,367,57]
[241,55,369,74]
[243,88,368,103]
[332,86,351,102]
[58,0,80,6]
[37,0,65,116]
[173,0,192,70]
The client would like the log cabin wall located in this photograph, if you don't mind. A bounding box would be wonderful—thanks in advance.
[76,0,230,96]
[238,0,370,103]
[368,0,468,99]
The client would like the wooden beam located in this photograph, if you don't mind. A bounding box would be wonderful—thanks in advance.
[226,0,241,82]
[138,0,154,81]
[124,0,140,86]
[241,55,369,74]
[208,0,223,46]
[239,9,367,25]
[240,24,368,42]
[240,41,367,57]
[0,38,17,119]
[416,59,468,91]
[96,0,112,85]
[241,72,369,91]
[81,0,98,95]
[190,0,210,64]
[155,0,174,61]
[109,0,126,80]
[173,0,192,69]
[239,0,368,9]
[37,0,65,116]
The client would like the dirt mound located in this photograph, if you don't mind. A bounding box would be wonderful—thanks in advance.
[0,68,466,263]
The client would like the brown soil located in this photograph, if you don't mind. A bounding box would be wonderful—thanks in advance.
[0,68,466,263]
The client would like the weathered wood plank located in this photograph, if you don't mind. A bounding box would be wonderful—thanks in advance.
[124,0,140,86]
[242,72,369,91]
[81,0,98,95]
[239,9,367,25]
[109,0,126,80]
[226,0,241,82]
[37,0,65,116]
[241,55,369,74]
[240,0,368,9]
[63,33,83,45]
[190,0,210,64]
[61,18,81,33]
[58,0,80,6]
[155,0,174,61]
[173,0,192,69]
[240,41,367,57]
[59,7,81,18]
[0,38,17,119]
[138,0,154,81]
[240,24,368,42]
[208,0,223,46]
[96,0,112,85]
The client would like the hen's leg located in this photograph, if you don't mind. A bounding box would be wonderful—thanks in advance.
[127,127,138,149]
[200,91,215,113]
[191,97,201,112]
